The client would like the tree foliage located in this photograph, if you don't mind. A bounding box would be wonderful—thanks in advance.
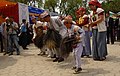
[102,0,120,13]
[8,0,84,20]
[8,0,42,7]
[59,0,82,20]
[8,0,28,4]
[44,0,58,12]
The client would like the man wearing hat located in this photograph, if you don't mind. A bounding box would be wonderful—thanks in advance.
[89,0,108,61]
[40,11,64,62]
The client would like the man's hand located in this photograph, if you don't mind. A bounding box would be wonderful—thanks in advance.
[75,35,80,40]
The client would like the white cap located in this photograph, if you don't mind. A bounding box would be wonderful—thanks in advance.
[5,17,9,20]
[40,11,50,18]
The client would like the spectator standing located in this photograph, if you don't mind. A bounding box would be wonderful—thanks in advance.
[0,24,3,53]
[19,19,28,50]
[1,17,11,55]
[8,17,20,55]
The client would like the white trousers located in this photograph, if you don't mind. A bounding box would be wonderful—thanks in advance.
[73,43,83,68]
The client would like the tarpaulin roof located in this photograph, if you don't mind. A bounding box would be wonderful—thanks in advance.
[28,6,44,14]
[0,0,16,7]
[0,0,18,24]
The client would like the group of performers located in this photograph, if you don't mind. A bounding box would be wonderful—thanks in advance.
[32,0,108,74]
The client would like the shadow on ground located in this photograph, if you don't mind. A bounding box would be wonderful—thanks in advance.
[105,55,120,63]
[57,56,90,69]
[0,56,17,69]
[76,68,110,76]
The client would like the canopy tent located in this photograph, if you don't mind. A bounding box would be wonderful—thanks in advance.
[0,1,29,24]
[0,0,44,24]
[0,0,18,23]
[28,6,44,24]
[0,0,16,8]
[28,6,44,16]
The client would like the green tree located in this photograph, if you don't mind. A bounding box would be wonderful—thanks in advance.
[8,0,43,8]
[44,0,58,12]
[8,0,28,4]
[59,0,82,20]
[102,0,120,13]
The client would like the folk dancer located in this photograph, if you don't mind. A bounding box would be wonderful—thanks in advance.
[40,11,64,62]
[61,15,85,73]
[32,16,46,55]
[89,0,108,61]
[77,7,91,57]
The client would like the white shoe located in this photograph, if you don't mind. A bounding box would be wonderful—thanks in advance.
[47,55,51,58]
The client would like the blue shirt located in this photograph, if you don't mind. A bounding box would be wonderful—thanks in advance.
[20,23,27,32]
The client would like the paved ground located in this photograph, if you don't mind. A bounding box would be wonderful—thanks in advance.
[0,42,120,76]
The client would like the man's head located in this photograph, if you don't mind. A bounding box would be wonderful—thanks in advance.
[89,0,101,11]
[38,14,45,22]
[9,16,14,23]
[64,15,73,29]
[5,17,10,23]
[40,11,50,22]
[31,16,36,24]
[105,12,110,17]
[77,7,86,17]
[22,19,26,23]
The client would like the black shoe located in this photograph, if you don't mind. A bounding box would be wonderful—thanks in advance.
[0,51,3,53]
[37,53,41,56]
[3,52,10,55]
[17,53,20,55]
[86,55,91,58]
[9,53,13,56]
[93,58,100,61]
[23,48,28,50]
[58,58,64,62]
[38,52,45,56]
[74,68,82,74]
[81,55,85,58]
[53,58,59,62]
[41,52,46,55]
[72,67,76,70]
[99,57,106,61]
[3,52,7,55]
[51,54,56,58]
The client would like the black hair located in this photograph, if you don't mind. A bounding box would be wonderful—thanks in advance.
[22,19,26,23]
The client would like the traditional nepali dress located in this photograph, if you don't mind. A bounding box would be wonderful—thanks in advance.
[90,8,108,60]
[78,15,91,56]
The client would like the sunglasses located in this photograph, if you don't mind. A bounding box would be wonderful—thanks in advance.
[64,22,73,24]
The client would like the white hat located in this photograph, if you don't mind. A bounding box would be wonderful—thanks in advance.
[5,17,9,20]
[40,11,50,18]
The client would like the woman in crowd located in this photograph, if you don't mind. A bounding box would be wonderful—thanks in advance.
[77,7,91,58]
[89,0,108,61]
